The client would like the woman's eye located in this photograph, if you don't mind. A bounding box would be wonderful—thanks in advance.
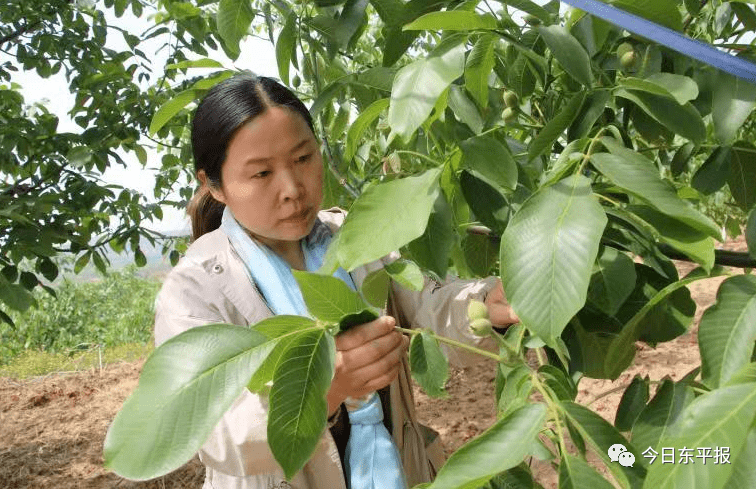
[296,154,312,163]
[253,170,271,179]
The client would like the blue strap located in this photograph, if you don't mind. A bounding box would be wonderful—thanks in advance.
[345,393,408,489]
[561,0,756,84]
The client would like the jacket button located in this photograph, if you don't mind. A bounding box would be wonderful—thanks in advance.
[212,264,223,274]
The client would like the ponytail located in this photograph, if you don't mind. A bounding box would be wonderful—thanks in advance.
[187,186,225,241]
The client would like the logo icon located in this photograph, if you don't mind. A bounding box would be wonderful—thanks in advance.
[608,443,635,466]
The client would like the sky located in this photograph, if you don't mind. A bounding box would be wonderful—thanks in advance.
[5,4,278,234]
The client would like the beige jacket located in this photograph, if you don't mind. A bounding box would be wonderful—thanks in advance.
[154,208,498,489]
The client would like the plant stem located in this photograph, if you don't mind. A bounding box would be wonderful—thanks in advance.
[577,127,608,175]
[394,150,443,167]
[394,327,503,362]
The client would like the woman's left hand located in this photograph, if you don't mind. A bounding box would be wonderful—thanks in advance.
[484,279,519,327]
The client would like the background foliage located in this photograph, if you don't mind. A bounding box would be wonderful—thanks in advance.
[4,0,756,488]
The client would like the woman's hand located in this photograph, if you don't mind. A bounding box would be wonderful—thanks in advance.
[326,316,409,416]
[484,279,519,327]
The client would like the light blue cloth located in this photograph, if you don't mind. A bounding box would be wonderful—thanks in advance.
[345,393,408,489]
[220,207,406,489]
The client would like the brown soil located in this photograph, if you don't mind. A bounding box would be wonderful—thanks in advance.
[0,238,750,488]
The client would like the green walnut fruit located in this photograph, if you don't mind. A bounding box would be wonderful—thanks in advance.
[503,90,519,108]
[469,318,493,337]
[616,42,633,58]
[468,299,489,322]
[620,51,637,70]
[503,107,518,124]
[524,14,541,26]
[292,75,301,88]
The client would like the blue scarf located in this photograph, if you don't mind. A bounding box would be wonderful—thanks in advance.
[220,207,407,489]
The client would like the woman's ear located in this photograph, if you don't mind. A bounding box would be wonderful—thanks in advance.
[197,170,226,204]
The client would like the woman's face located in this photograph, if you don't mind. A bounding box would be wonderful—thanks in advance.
[207,106,323,251]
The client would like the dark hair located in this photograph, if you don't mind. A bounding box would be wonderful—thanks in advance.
[188,72,315,241]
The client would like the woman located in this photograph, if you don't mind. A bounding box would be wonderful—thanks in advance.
[154,72,518,489]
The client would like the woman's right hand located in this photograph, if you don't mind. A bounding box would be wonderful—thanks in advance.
[326,316,409,416]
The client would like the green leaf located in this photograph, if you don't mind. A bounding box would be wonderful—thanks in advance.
[336,168,441,271]
[643,383,756,489]
[165,58,224,70]
[276,14,296,86]
[500,175,607,347]
[507,54,537,99]
[536,25,593,86]
[629,205,715,272]
[403,11,497,31]
[74,251,91,273]
[699,275,756,389]
[465,34,496,108]
[345,98,389,162]
[538,364,577,401]
[428,403,547,489]
[292,270,366,323]
[149,89,197,135]
[712,72,756,145]
[335,0,369,48]
[615,264,696,346]
[631,379,694,457]
[389,44,465,141]
[568,89,611,140]
[559,453,615,489]
[615,375,649,432]
[614,89,706,142]
[134,248,147,267]
[605,267,724,379]
[619,74,698,105]
[460,170,510,234]
[448,85,484,134]
[747,207,756,260]
[217,0,255,58]
[528,92,586,162]
[338,308,379,333]
[728,143,756,212]
[104,324,277,480]
[0,274,34,312]
[268,329,334,480]
[670,142,695,177]
[39,258,58,282]
[592,138,721,238]
[360,268,390,309]
[461,135,518,192]
[692,146,731,195]
[562,402,647,489]
[385,259,425,291]
[462,232,498,277]
[66,146,92,168]
[409,330,449,397]
[607,0,682,30]
[504,0,553,23]
[247,316,317,392]
[408,192,454,279]
[724,425,756,489]
[587,246,637,317]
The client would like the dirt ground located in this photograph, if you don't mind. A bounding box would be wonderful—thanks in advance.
[0,238,750,489]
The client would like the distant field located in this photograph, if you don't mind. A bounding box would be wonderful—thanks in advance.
[0,267,161,373]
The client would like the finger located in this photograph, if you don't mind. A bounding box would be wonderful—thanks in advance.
[352,341,404,382]
[351,363,402,397]
[338,330,404,370]
[335,316,396,351]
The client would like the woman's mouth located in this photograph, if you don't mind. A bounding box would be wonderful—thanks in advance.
[283,208,310,222]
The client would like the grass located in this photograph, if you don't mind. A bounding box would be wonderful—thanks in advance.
[0,342,154,379]
[0,266,161,376]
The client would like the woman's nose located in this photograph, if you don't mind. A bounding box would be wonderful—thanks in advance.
[279,169,303,201]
